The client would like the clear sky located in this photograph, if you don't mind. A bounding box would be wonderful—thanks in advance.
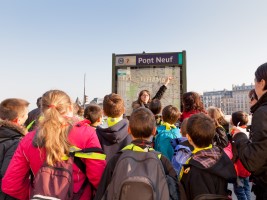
[1,1,267,110]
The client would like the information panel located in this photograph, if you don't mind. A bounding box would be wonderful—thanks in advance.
[112,51,186,116]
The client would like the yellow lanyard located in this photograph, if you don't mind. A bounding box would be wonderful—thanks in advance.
[161,121,176,130]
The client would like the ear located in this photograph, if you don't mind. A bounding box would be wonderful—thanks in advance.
[152,127,157,136]
[97,117,102,123]
[12,118,19,124]
[128,126,132,135]
[186,134,193,144]
[260,79,266,90]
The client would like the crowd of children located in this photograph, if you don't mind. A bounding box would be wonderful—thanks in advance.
[1,62,267,200]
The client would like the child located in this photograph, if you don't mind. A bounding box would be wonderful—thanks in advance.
[181,113,236,199]
[2,90,106,200]
[149,99,162,125]
[83,104,103,128]
[207,106,229,148]
[154,105,181,160]
[174,117,194,150]
[94,107,179,200]
[171,118,194,177]
[230,111,251,200]
[0,98,29,199]
[25,97,42,131]
[96,93,132,161]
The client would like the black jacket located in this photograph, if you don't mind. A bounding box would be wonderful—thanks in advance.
[181,146,236,200]
[24,107,41,131]
[233,92,267,188]
[0,120,26,196]
[96,119,132,161]
[213,126,228,149]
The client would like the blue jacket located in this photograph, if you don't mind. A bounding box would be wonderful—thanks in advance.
[154,125,181,160]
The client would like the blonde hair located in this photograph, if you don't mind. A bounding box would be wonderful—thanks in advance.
[207,106,228,127]
[36,90,73,166]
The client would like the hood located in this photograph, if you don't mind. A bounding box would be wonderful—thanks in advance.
[190,146,236,182]
[96,119,129,144]
[0,120,27,142]
[170,137,187,148]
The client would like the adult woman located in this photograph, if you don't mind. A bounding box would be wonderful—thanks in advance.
[232,62,267,199]
[180,91,206,122]
[2,90,106,199]
[131,76,172,110]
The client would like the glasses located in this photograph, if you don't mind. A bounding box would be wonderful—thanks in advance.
[142,94,149,97]
[250,96,255,101]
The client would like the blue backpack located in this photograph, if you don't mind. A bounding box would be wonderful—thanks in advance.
[154,126,180,161]
[171,138,192,176]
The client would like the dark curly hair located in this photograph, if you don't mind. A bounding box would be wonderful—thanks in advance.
[182,92,205,113]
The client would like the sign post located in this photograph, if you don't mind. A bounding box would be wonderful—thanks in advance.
[112,51,187,116]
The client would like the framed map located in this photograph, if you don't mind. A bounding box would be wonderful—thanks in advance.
[112,52,186,116]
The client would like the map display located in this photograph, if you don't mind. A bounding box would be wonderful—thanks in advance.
[117,66,181,116]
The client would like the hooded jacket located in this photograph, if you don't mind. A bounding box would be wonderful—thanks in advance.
[2,121,106,200]
[181,146,236,199]
[96,118,132,161]
[0,120,26,184]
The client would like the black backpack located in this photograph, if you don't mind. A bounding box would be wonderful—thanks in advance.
[103,149,170,200]
[30,147,104,200]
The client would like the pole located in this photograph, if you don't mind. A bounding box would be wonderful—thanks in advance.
[83,73,86,108]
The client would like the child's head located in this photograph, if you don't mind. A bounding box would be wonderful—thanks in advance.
[231,111,248,127]
[207,106,228,127]
[103,93,125,118]
[162,105,181,125]
[186,113,215,148]
[129,107,156,139]
[84,104,103,125]
[36,97,42,108]
[180,118,188,137]
[0,98,29,125]
[73,103,84,117]
[149,99,162,115]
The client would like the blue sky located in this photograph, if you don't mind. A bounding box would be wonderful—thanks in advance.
[1,1,267,110]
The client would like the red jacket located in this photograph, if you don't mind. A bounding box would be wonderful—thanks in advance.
[234,159,251,178]
[180,110,201,122]
[2,122,106,200]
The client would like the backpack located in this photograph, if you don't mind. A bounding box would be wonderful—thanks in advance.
[171,144,192,177]
[154,127,179,160]
[103,149,170,200]
[31,147,104,200]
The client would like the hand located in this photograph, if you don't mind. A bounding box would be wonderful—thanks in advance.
[164,76,173,86]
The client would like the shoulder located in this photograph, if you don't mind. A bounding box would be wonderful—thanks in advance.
[20,131,35,147]
[69,123,101,149]
[254,104,267,117]
[132,100,141,109]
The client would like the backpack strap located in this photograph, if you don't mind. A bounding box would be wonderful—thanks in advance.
[69,147,106,160]
[71,147,105,199]
[70,147,105,173]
